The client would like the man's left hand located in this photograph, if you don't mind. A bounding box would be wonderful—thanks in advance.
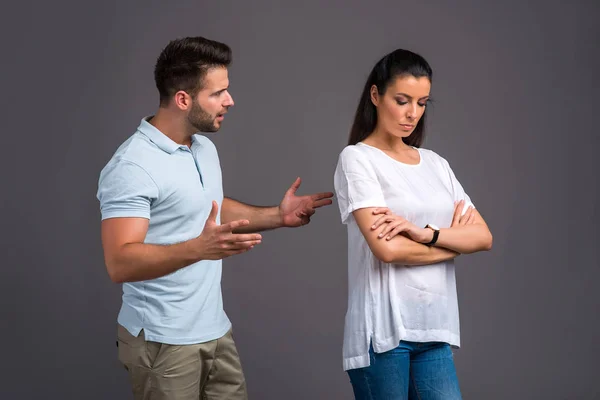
[279,177,334,227]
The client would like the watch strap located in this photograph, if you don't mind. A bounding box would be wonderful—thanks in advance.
[425,225,440,246]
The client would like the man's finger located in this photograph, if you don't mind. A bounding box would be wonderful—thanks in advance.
[226,244,259,256]
[227,239,262,250]
[229,233,262,243]
[311,192,334,201]
[221,219,250,232]
[313,199,333,208]
[286,177,302,195]
[303,208,316,217]
[207,200,219,223]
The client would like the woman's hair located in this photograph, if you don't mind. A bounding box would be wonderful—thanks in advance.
[348,49,433,146]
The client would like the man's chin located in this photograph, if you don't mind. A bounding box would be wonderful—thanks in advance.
[209,121,222,133]
[194,124,220,134]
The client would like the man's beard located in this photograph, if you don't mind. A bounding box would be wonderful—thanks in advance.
[188,102,219,133]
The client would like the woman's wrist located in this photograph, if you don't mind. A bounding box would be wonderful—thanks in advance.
[418,226,435,244]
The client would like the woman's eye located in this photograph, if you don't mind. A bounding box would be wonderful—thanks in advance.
[396,100,407,105]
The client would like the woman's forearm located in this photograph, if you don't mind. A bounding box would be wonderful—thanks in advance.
[354,208,460,265]
[434,224,493,254]
[376,235,459,265]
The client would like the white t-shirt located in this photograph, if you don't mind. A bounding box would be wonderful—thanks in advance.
[333,142,475,371]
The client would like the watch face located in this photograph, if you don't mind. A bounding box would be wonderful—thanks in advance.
[429,224,439,231]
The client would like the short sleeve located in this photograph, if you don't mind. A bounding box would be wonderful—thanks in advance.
[440,157,475,215]
[334,147,387,224]
[96,160,159,220]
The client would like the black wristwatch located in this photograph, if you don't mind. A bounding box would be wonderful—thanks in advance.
[424,224,440,246]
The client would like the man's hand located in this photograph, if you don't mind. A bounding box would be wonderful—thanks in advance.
[194,201,263,259]
[278,177,334,227]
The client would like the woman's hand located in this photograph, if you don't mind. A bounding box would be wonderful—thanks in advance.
[370,208,431,243]
[451,200,475,227]
[370,200,476,243]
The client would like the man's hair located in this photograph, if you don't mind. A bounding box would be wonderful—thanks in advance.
[154,36,232,105]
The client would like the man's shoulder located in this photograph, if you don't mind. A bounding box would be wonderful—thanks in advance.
[99,133,160,180]
[108,132,161,168]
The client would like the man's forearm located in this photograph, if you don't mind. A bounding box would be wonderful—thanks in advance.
[221,197,282,233]
[106,240,200,283]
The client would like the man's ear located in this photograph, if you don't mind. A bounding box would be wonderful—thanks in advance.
[174,91,192,111]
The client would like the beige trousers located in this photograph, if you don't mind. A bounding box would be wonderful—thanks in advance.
[117,325,248,400]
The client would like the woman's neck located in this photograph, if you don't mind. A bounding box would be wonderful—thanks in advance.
[363,128,411,153]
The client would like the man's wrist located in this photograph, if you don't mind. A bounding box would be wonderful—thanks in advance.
[185,236,204,262]
[274,206,286,228]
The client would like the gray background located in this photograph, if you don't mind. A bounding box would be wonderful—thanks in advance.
[1,0,598,399]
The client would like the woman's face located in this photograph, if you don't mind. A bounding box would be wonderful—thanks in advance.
[371,75,431,139]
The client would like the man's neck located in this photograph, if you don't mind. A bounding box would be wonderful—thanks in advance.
[149,109,193,147]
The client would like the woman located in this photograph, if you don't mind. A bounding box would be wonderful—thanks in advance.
[333,49,493,399]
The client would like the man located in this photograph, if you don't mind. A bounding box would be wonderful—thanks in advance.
[96,36,333,400]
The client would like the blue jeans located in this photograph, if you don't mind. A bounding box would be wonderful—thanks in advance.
[347,341,462,400]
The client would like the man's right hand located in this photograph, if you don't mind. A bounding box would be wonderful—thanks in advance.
[194,201,262,260]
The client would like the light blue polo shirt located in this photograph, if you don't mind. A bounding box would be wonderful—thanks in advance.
[97,117,231,345]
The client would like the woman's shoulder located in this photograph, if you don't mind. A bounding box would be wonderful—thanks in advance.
[338,143,373,161]
[418,147,449,165]
[335,144,384,174]
[417,146,438,157]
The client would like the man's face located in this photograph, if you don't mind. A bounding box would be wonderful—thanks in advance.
[187,67,234,133]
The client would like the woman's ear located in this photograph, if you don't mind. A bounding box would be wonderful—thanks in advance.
[370,85,380,107]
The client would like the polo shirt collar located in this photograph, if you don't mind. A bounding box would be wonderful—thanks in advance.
[137,116,188,154]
